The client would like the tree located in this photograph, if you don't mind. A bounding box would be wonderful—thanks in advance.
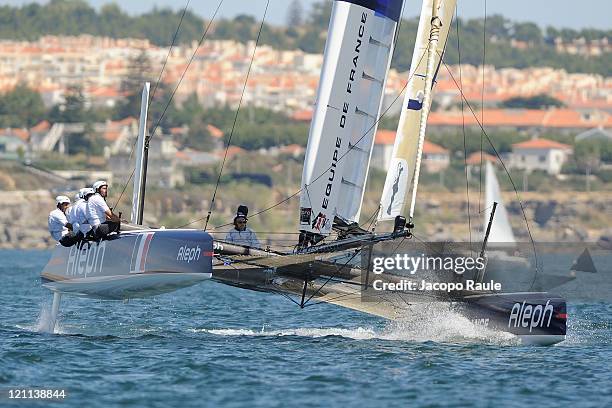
[49,85,87,123]
[286,0,304,27]
[114,50,154,119]
[499,94,565,110]
[0,84,46,127]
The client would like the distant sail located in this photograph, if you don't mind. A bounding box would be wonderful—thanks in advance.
[484,161,516,243]
[378,0,455,221]
[299,0,404,236]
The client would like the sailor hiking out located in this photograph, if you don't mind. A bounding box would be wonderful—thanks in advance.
[86,180,120,240]
[224,205,259,248]
[48,195,80,247]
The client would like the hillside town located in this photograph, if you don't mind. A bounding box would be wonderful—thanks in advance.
[0,33,611,249]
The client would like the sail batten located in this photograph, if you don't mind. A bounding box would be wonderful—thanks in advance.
[299,0,404,236]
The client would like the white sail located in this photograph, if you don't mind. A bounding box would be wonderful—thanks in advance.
[299,0,404,236]
[378,0,455,222]
[485,161,516,243]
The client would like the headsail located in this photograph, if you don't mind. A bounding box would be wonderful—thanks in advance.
[484,161,516,243]
[299,0,404,237]
[378,0,456,222]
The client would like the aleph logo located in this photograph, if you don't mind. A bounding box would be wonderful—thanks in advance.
[508,300,555,332]
[177,245,201,263]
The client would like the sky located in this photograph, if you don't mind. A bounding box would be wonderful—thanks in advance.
[3,0,611,30]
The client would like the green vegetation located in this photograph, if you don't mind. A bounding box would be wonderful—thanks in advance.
[500,94,565,109]
[0,1,609,75]
[0,85,46,128]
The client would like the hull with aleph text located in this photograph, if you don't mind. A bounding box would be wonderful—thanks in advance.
[40,229,213,300]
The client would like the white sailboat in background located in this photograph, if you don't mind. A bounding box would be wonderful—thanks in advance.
[484,161,516,244]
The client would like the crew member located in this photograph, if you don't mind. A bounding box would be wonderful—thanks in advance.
[66,189,86,235]
[87,180,120,240]
[224,205,259,247]
[48,195,79,246]
[75,187,95,237]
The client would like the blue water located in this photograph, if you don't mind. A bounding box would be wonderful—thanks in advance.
[1,250,611,408]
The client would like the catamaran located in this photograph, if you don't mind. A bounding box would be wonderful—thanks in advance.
[39,0,567,344]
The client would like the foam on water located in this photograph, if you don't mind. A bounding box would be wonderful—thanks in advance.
[193,303,518,345]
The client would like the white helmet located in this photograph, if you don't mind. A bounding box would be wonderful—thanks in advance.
[56,195,70,205]
[92,180,108,192]
[81,187,95,199]
[74,193,81,201]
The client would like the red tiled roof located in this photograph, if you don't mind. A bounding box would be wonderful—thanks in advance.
[512,138,572,150]
[292,109,313,122]
[423,140,449,155]
[207,124,224,139]
[31,120,50,132]
[430,108,612,129]
[375,130,448,155]
[466,151,497,165]
[374,129,396,145]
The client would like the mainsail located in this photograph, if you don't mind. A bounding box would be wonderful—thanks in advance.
[484,161,516,243]
[299,0,404,236]
[378,0,456,222]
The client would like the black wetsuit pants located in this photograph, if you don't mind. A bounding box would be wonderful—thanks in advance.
[92,221,120,240]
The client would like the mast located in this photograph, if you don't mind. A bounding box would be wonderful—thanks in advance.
[408,0,442,221]
[378,0,456,225]
[131,82,150,225]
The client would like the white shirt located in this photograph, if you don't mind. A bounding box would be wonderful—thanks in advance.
[224,227,260,248]
[86,193,110,228]
[48,208,69,241]
[74,199,91,234]
[66,199,83,232]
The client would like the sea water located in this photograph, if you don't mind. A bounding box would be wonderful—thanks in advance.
[1,249,611,407]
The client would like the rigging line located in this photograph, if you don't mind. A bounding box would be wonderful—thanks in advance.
[478,0,487,215]
[203,0,271,232]
[149,0,192,109]
[302,247,361,306]
[455,6,472,250]
[180,50,429,231]
[112,0,225,211]
[124,0,193,166]
[439,58,541,282]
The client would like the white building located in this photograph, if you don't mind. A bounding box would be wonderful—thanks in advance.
[509,138,573,175]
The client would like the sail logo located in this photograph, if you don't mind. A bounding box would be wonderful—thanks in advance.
[508,301,554,332]
[312,212,328,232]
[177,245,201,263]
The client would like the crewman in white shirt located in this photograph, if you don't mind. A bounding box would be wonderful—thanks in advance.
[87,180,120,240]
[66,189,86,235]
[75,187,95,236]
[48,195,71,242]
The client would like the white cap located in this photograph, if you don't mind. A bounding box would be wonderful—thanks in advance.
[56,195,70,205]
[92,180,108,191]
